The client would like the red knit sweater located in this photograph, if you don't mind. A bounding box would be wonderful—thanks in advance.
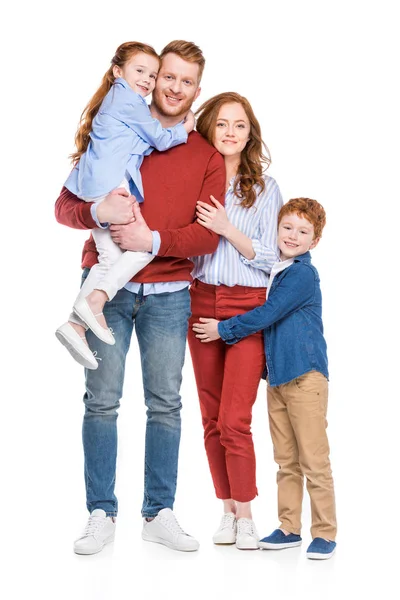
[55,132,226,283]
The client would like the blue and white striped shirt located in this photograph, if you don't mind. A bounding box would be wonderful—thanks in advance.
[191,175,283,287]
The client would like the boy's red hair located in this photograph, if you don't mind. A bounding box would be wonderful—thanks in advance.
[278,198,326,238]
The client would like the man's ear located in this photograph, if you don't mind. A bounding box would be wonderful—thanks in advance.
[309,237,321,250]
[194,86,201,102]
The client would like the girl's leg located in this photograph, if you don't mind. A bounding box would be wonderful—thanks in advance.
[73,229,154,342]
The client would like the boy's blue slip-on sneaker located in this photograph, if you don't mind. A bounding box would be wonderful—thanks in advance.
[258,528,302,550]
[306,538,336,560]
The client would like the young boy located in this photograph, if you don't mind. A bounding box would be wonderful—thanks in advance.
[192,198,337,560]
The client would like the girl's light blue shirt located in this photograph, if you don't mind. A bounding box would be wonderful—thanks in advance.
[64,77,188,202]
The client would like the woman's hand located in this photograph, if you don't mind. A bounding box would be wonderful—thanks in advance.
[196,195,231,236]
[192,318,221,342]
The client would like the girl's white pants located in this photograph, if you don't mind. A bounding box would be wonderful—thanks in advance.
[69,178,153,326]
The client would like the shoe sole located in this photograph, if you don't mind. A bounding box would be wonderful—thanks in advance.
[55,330,98,369]
[213,533,236,545]
[259,541,302,550]
[213,540,236,545]
[142,531,199,552]
[307,549,335,560]
[235,540,259,550]
[73,533,115,555]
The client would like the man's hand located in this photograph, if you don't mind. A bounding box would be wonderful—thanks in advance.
[97,188,135,224]
[110,201,153,252]
[192,318,221,342]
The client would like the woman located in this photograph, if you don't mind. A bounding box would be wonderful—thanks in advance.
[188,92,283,550]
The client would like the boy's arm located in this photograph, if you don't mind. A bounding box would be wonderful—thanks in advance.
[218,265,316,343]
[157,151,226,258]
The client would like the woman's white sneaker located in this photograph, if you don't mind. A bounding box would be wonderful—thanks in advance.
[236,518,259,550]
[142,508,199,552]
[212,512,237,544]
[73,509,116,555]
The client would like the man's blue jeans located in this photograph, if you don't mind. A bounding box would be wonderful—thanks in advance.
[81,270,191,518]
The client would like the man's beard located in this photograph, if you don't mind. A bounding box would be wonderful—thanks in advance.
[152,87,194,119]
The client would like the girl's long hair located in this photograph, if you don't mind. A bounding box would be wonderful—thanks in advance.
[70,41,159,164]
[196,92,271,208]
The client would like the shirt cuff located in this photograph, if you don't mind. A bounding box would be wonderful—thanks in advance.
[218,320,237,344]
[176,123,189,142]
[90,202,109,229]
[151,231,161,256]
[240,239,274,268]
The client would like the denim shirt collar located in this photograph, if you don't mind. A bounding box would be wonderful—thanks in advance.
[292,251,312,264]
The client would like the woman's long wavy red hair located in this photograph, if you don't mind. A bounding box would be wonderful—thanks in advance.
[70,41,160,164]
[196,92,271,208]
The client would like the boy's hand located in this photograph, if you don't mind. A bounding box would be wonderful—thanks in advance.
[192,318,221,342]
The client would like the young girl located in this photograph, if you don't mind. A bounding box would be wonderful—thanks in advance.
[55,41,194,369]
[188,92,283,549]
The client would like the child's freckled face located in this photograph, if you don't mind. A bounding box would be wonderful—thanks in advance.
[278,213,319,260]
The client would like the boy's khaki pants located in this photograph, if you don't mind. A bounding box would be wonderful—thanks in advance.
[267,370,337,540]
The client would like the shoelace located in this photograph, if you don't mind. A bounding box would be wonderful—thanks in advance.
[92,351,102,362]
[237,519,256,536]
[158,513,186,535]
[220,513,236,529]
[83,515,107,536]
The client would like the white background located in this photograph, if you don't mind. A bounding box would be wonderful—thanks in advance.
[2,0,399,598]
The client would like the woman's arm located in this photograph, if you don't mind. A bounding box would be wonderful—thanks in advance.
[196,178,283,268]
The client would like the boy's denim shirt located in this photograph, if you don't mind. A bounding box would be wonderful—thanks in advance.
[218,252,328,387]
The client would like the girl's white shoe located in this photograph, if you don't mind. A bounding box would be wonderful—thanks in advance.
[55,322,99,369]
[73,298,115,345]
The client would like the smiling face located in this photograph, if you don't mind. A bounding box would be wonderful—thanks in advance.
[212,102,251,159]
[152,52,201,119]
[278,212,320,260]
[113,52,160,97]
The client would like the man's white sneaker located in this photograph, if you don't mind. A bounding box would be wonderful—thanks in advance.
[212,512,237,544]
[236,518,259,550]
[142,508,199,552]
[73,509,116,555]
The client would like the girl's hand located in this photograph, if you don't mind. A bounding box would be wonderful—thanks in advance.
[196,196,230,236]
[192,318,221,342]
[183,110,195,134]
